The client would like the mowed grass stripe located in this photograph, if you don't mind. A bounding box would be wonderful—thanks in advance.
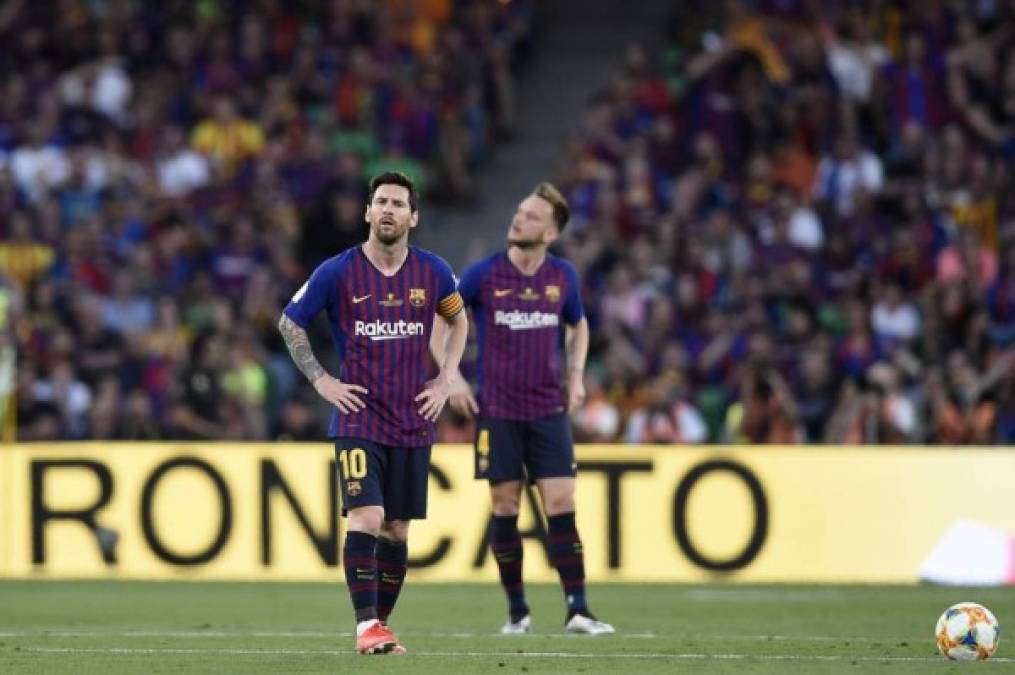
[0,628,925,642]
[2,581,1012,673]
[15,646,1015,664]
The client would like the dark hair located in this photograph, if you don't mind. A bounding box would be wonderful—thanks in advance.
[368,171,418,212]
[753,373,773,400]
[532,182,570,232]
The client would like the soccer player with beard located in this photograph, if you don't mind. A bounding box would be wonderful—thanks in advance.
[278,172,468,655]
[445,183,614,635]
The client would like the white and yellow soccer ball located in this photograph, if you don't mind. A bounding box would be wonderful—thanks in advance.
[935,602,1000,661]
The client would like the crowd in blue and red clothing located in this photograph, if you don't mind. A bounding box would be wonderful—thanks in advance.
[5,0,1014,447]
[558,0,1015,446]
[0,0,533,441]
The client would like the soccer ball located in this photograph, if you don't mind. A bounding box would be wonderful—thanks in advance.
[935,602,1000,661]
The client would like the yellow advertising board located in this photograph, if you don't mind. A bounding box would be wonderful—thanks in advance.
[2,443,1014,582]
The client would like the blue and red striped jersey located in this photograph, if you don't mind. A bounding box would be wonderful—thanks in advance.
[284,245,463,446]
[458,251,584,420]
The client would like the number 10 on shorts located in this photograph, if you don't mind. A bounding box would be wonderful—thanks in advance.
[339,448,367,479]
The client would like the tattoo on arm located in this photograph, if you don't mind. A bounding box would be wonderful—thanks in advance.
[278,314,326,383]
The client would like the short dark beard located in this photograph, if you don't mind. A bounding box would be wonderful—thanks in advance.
[376,230,402,245]
[508,235,542,250]
[374,221,407,245]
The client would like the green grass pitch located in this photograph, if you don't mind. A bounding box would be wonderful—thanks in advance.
[1,581,1013,673]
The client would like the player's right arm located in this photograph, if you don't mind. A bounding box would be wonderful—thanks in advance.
[278,262,368,414]
[278,314,366,414]
[441,261,482,418]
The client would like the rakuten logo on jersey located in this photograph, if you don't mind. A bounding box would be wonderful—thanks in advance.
[354,320,425,341]
[494,310,560,331]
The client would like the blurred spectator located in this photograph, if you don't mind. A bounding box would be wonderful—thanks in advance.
[701,207,752,275]
[996,358,1015,444]
[117,388,161,440]
[572,371,622,443]
[74,293,126,387]
[88,375,121,440]
[15,369,65,442]
[823,13,888,105]
[157,125,211,197]
[167,331,227,440]
[9,123,71,203]
[760,187,823,252]
[0,211,55,289]
[6,0,538,443]
[794,347,838,444]
[988,246,1015,344]
[551,1,1014,445]
[824,363,917,444]
[191,96,265,178]
[723,368,801,444]
[102,271,154,335]
[813,132,884,218]
[946,15,1015,156]
[925,367,996,445]
[870,282,921,344]
[31,361,92,439]
[274,399,326,442]
[7,0,1013,446]
[874,29,948,136]
[599,264,650,333]
[222,329,269,438]
[623,376,707,444]
[864,362,918,444]
[936,229,999,288]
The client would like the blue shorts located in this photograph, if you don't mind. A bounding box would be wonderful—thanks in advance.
[474,413,576,483]
[334,438,432,520]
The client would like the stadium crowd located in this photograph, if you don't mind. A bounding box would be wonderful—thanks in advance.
[558,0,1015,445]
[3,0,1013,446]
[2,0,532,441]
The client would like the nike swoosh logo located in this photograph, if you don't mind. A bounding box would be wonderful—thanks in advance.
[494,289,512,297]
[352,295,371,304]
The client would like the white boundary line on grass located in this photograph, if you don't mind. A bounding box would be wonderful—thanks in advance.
[0,630,658,639]
[0,625,929,641]
[10,646,1015,664]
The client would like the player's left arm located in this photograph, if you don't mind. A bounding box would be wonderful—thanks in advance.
[417,307,468,422]
[437,305,469,381]
[564,318,589,413]
[562,263,588,413]
[429,261,480,369]
[416,263,469,422]
[429,307,478,418]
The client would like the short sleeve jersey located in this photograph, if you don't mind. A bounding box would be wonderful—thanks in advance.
[284,245,463,446]
[457,251,584,420]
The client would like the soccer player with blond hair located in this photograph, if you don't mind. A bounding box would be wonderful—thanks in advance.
[447,182,614,635]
